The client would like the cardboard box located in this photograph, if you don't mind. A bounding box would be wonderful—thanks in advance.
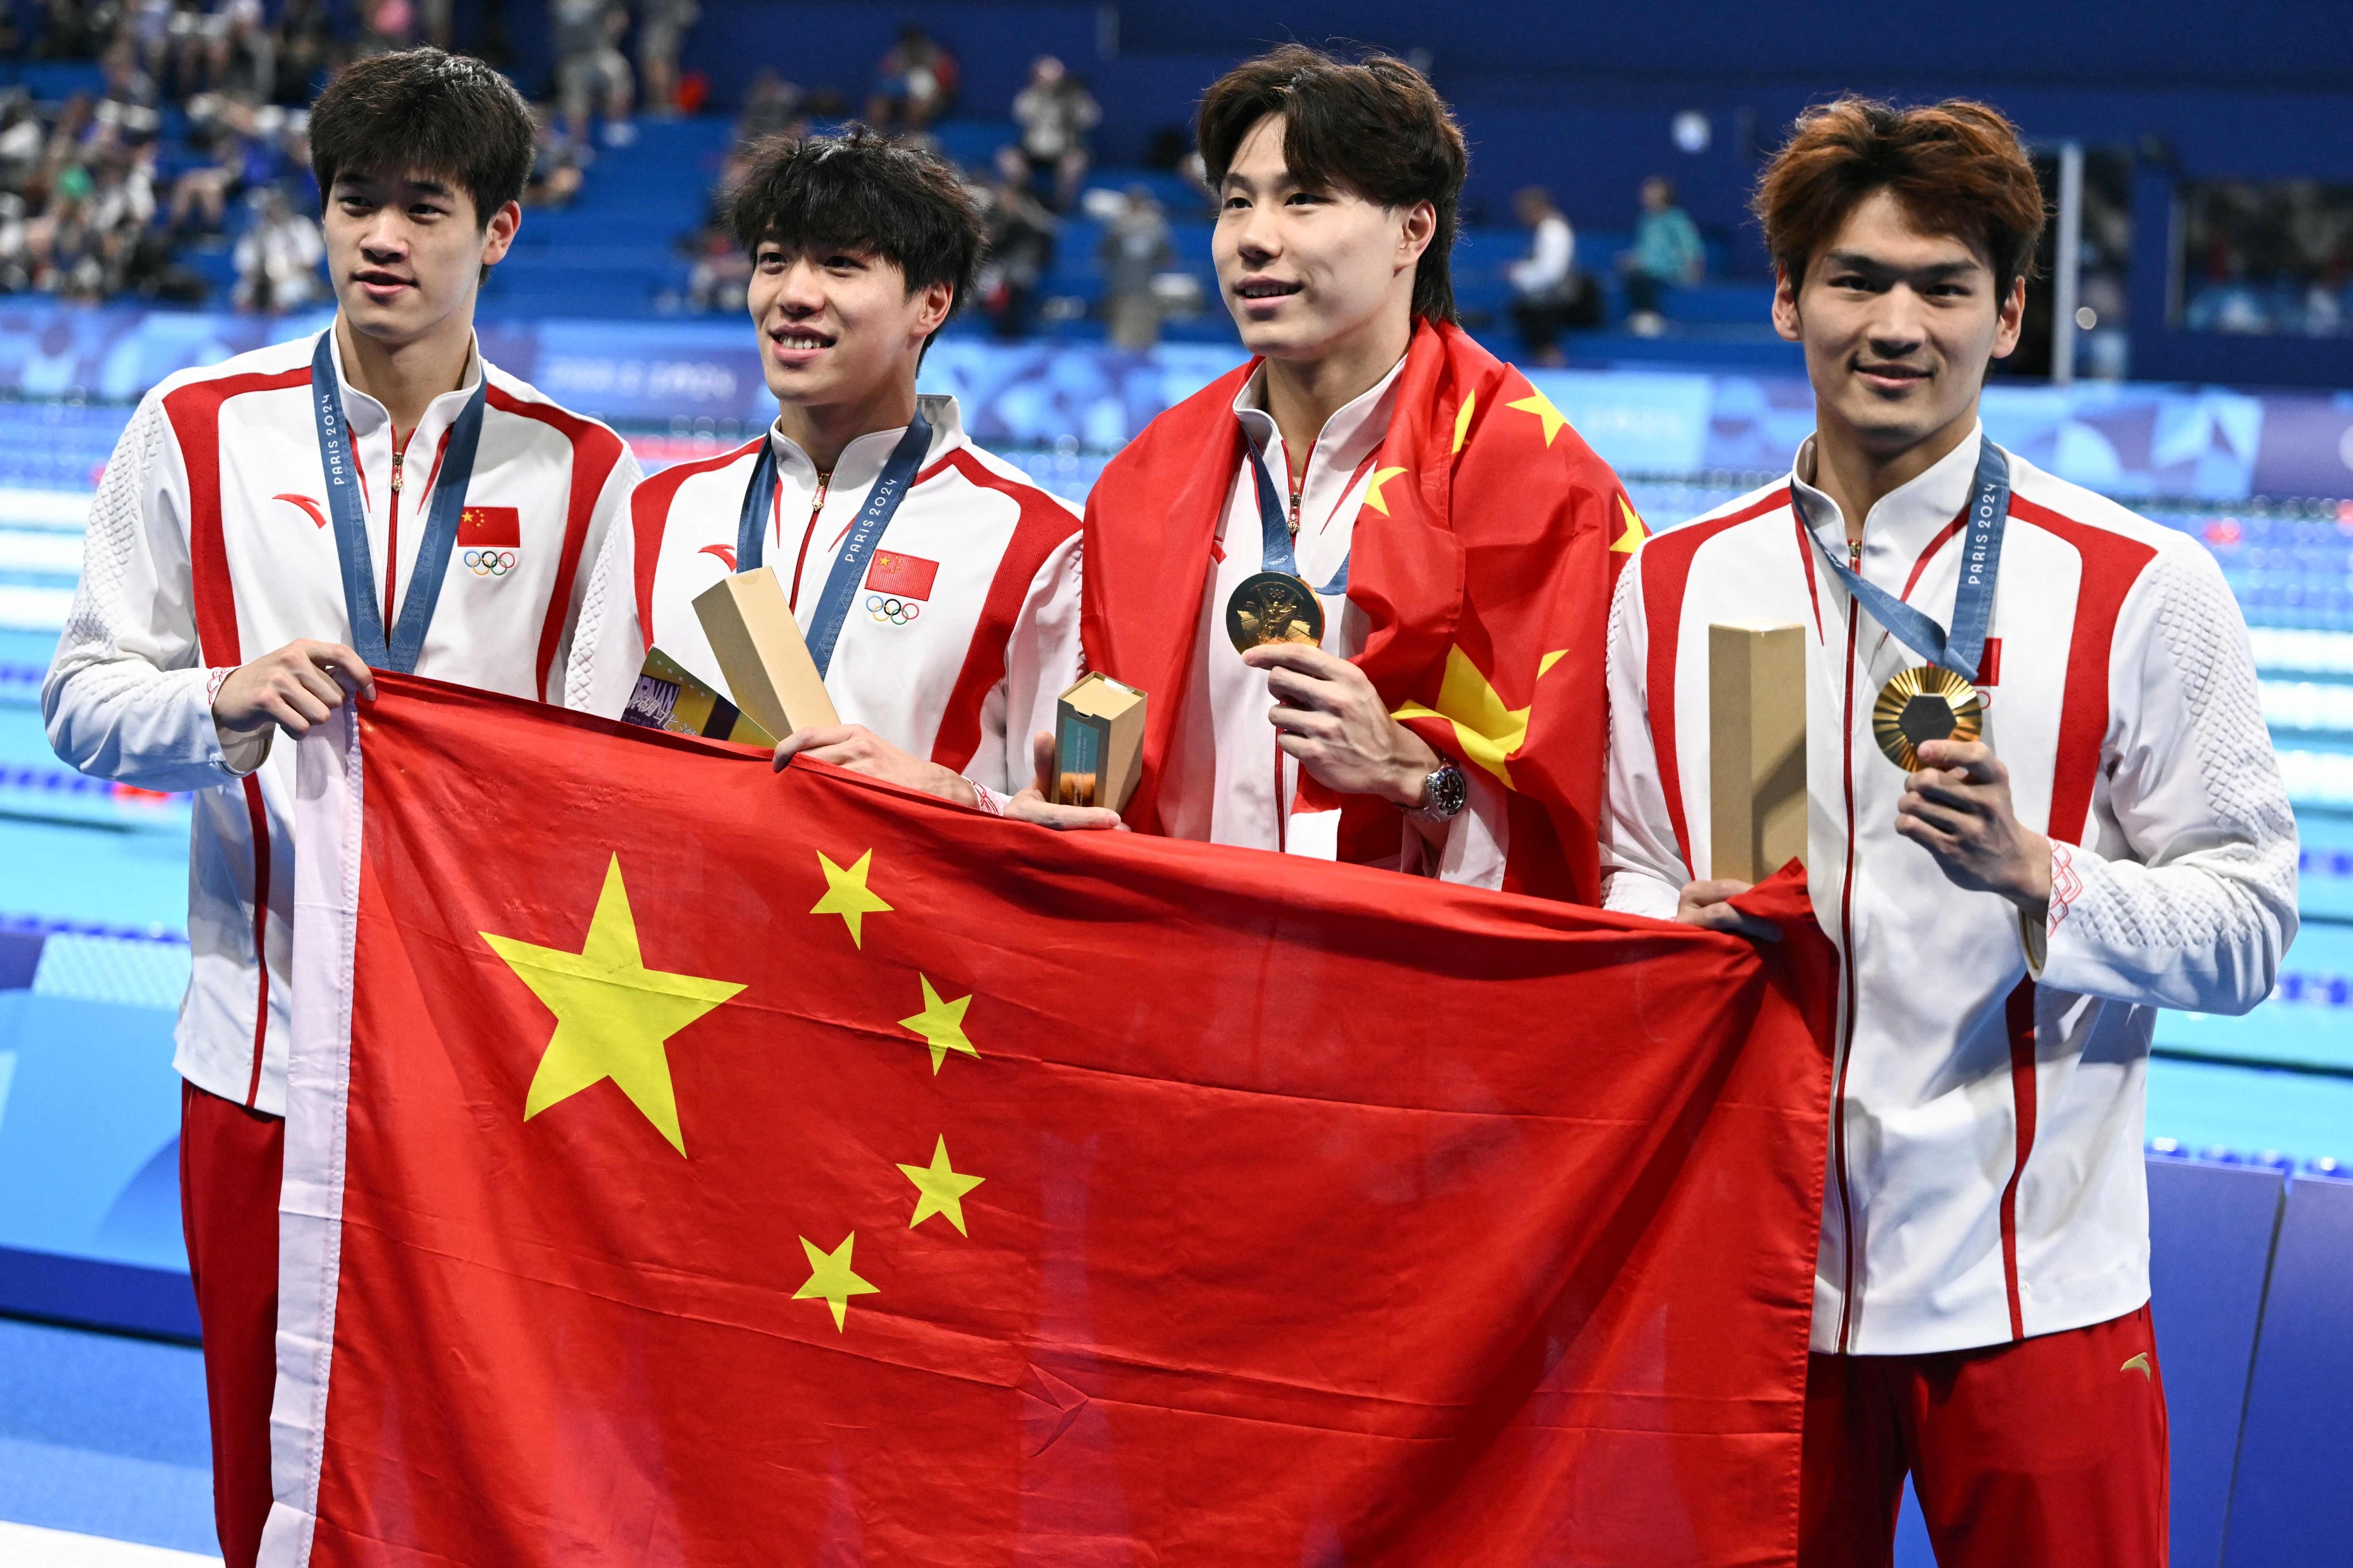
[620,646,779,747]
[691,567,839,738]
[1708,620,1807,883]
[1054,673,1146,811]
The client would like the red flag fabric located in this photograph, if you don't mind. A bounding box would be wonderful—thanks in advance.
[1079,319,1646,901]
[270,673,1832,1568]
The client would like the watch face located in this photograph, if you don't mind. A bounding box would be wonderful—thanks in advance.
[1428,763,1468,818]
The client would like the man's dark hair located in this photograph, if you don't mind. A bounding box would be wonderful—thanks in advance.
[1753,97,2047,300]
[309,48,534,227]
[1196,44,1468,324]
[726,125,982,333]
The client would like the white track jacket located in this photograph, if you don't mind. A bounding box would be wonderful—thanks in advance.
[1600,426,2297,1355]
[44,329,637,1116]
[565,394,1083,803]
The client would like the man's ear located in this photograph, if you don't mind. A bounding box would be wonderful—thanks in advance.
[1989,272,2027,360]
[480,199,522,269]
[913,278,955,339]
[1770,264,1803,344]
[1397,199,1437,273]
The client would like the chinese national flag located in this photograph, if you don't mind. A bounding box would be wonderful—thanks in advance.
[269,674,1833,1567]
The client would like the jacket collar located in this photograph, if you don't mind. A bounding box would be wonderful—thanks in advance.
[767,392,966,490]
[321,324,484,440]
[1231,352,1408,495]
[1791,421,1986,578]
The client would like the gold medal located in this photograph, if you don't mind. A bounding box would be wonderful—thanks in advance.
[1872,665,1984,770]
[1224,571,1325,653]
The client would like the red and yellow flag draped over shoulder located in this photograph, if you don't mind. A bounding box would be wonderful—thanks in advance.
[1080,319,1643,902]
[270,677,1833,1568]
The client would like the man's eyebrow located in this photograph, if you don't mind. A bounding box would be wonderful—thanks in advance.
[1820,250,1981,280]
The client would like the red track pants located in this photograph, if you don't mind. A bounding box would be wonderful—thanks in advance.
[1799,1304,2169,1567]
[180,1080,285,1568]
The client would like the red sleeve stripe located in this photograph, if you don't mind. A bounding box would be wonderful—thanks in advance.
[626,437,762,653]
[925,450,1082,773]
[2007,495,2156,845]
[1640,488,1791,870]
[485,387,629,700]
[162,365,314,665]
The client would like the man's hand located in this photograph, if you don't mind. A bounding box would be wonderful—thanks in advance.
[1242,642,1439,806]
[772,724,979,807]
[1004,730,1125,831]
[1676,879,1781,942]
[211,639,374,738]
[1895,738,2052,920]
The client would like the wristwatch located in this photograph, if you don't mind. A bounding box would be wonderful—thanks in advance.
[1403,760,1468,823]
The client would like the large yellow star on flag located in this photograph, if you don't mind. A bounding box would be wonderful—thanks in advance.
[794,1232,878,1331]
[1506,386,1570,447]
[483,854,745,1156]
[898,1136,985,1235]
[1360,465,1410,517]
[898,974,980,1074]
[1392,646,1570,790]
[811,849,891,948]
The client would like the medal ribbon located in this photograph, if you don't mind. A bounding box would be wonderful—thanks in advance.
[1795,437,2011,683]
[309,332,488,676]
[1243,440,1350,596]
[735,409,933,678]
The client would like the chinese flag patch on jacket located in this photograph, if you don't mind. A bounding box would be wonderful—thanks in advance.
[457,506,522,548]
[865,549,938,601]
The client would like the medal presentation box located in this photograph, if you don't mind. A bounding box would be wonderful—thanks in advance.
[1054,672,1146,811]
[621,647,779,747]
[1708,621,1807,883]
[692,567,840,739]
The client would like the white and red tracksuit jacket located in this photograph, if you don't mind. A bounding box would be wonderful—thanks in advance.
[565,394,1083,803]
[1600,425,2297,1355]
[43,328,638,1117]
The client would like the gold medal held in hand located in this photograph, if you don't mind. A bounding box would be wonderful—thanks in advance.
[1224,570,1325,653]
[1872,665,1984,770]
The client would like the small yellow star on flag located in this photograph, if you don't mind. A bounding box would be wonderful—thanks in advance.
[794,1232,878,1331]
[1452,390,1477,454]
[811,849,891,949]
[1613,495,1649,554]
[898,974,980,1074]
[483,854,745,1156]
[1506,386,1570,447]
[898,1136,985,1235]
[1360,465,1410,516]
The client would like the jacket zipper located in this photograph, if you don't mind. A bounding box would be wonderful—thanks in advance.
[383,429,414,623]
[1830,538,1864,1351]
[786,470,831,612]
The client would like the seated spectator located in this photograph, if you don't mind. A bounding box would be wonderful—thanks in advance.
[1099,183,1173,351]
[1011,54,1098,212]
[975,142,1056,338]
[1506,185,1595,366]
[523,104,584,209]
[554,0,635,151]
[734,69,807,146]
[639,0,700,120]
[866,26,957,135]
[1618,174,1703,336]
[230,182,322,311]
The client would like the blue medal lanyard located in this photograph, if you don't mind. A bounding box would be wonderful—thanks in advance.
[309,332,488,676]
[734,409,932,678]
[1243,439,1351,596]
[1793,437,2011,683]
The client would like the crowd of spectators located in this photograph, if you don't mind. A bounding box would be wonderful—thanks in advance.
[1,0,684,310]
[2182,179,2352,339]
